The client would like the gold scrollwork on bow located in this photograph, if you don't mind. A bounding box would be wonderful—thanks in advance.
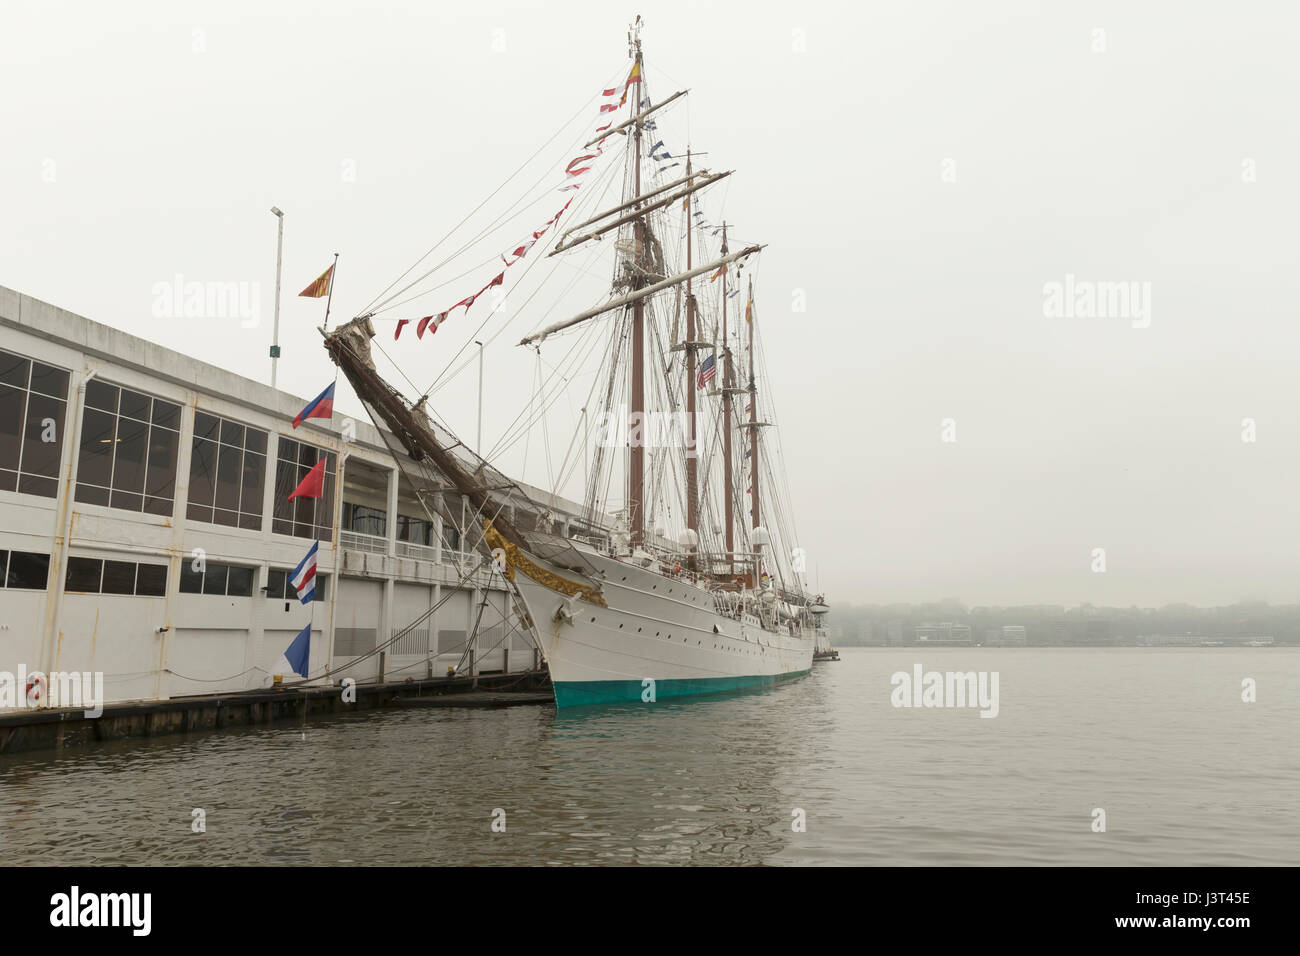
[482,520,607,607]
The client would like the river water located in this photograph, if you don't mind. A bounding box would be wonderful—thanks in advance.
[1,648,1295,865]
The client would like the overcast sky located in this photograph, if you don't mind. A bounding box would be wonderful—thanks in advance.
[3,1,1298,608]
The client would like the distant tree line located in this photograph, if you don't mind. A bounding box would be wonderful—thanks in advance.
[828,601,1299,646]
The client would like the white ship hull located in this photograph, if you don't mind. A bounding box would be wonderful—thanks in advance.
[509,545,813,707]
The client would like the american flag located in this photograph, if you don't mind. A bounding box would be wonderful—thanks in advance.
[697,353,717,390]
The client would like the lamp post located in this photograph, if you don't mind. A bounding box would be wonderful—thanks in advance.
[270,206,284,387]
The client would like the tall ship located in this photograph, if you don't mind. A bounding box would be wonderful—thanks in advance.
[323,20,823,706]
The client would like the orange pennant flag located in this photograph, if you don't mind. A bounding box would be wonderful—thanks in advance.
[298,264,334,298]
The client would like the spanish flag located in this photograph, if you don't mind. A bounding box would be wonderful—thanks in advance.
[709,264,725,283]
[745,292,753,323]
[298,264,334,298]
[617,61,642,107]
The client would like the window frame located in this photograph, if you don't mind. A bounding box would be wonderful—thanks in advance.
[74,380,182,516]
[272,436,336,541]
[0,549,52,590]
[186,410,268,531]
[63,555,168,596]
[0,347,70,499]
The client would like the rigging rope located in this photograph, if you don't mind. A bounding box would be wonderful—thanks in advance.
[358,67,625,317]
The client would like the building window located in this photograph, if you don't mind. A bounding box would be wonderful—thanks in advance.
[75,380,181,515]
[0,348,70,498]
[1,550,51,590]
[272,437,335,540]
[397,514,433,546]
[343,502,386,537]
[178,560,255,597]
[64,556,169,596]
[265,568,327,603]
[186,411,267,530]
[442,525,462,552]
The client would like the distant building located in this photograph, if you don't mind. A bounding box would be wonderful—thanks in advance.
[913,622,972,645]
[1001,625,1027,646]
[887,620,904,645]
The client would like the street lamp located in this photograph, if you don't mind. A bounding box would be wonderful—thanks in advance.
[270,206,284,388]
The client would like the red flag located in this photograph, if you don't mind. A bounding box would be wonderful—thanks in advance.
[418,312,447,338]
[566,154,597,176]
[288,458,326,501]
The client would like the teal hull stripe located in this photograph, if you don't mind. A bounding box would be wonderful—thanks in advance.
[551,669,810,708]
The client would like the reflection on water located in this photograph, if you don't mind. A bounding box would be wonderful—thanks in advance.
[1,648,1296,865]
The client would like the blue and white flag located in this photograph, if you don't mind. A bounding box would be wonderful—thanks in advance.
[285,623,311,678]
[290,541,318,604]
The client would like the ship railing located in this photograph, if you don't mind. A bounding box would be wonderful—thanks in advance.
[713,591,741,618]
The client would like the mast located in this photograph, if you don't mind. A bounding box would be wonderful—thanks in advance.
[747,276,761,546]
[684,149,698,555]
[628,24,646,549]
[720,223,734,569]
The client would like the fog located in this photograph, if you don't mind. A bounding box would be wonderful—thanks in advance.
[3,0,1297,607]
